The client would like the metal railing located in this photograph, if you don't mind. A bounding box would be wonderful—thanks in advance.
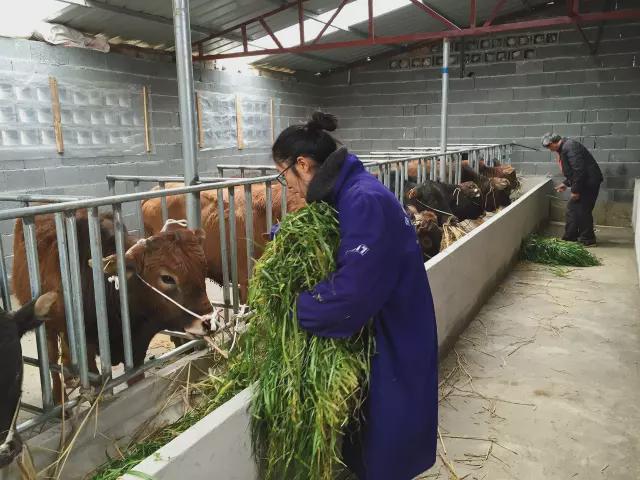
[5,142,513,434]
[1,175,281,433]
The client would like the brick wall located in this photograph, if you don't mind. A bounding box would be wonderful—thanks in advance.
[0,37,320,273]
[318,22,640,204]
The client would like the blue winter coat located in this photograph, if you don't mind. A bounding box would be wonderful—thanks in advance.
[296,148,439,480]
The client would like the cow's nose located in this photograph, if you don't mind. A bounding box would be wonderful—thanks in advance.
[202,316,212,332]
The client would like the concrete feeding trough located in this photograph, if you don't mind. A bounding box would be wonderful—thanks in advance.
[119,177,553,480]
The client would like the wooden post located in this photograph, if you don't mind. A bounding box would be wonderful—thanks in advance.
[195,92,204,149]
[142,85,151,153]
[236,94,244,150]
[49,76,64,154]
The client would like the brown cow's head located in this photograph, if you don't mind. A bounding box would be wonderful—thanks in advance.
[406,206,442,260]
[100,226,213,335]
[489,177,511,191]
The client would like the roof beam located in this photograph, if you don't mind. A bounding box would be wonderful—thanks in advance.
[483,0,509,27]
[198,9,640,60]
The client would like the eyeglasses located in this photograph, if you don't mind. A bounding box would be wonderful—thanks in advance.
[275,163,294,186]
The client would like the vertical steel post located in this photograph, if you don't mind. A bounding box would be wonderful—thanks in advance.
[159,181,169,223]
[228,187,239,312]
[54,213,78,368]
[0,236,11,310]
[439,37,450,183]
[87,207,112,383]
[113,203,134,371]
[23,216,53,410]
[265,180,273,233]
[172,0,201,229]
[244,184,254,282]
[217,189,231,323]
[65,213,90,389]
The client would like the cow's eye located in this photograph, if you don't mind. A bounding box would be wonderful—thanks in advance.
[161,275,176,285]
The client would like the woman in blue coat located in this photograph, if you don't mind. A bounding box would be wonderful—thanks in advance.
[272,112,438,480]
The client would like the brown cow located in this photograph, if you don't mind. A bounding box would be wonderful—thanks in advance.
[12,211,212,401]
[142,182,306,303]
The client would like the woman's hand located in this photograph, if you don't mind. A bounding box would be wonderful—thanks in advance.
[555,183,567,193]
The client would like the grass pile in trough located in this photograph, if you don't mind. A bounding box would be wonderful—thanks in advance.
[521,234,600,267]
[242,201,374,480]
[90,359,245,480]
[440,217,470,251]
[91,202,372,480]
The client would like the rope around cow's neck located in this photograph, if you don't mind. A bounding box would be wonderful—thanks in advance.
[413,198,455,217]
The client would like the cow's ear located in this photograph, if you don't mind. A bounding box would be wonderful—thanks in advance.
[91,254,136,279]
[192,228,206,245]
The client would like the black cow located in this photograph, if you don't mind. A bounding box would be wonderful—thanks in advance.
[404,180,483,223]
[0,293,56,468]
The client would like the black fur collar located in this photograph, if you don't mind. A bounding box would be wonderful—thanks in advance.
[305,147,348,204]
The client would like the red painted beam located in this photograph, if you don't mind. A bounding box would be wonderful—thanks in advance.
[193,0,313,46]
[470,0,477,28]
[313,0,349,45]
[259,18,283,49]
[368,0,374,38]
[298,0,305,45]
[483,0,509,27]
[408,0,461,30]
[197,9,640,61]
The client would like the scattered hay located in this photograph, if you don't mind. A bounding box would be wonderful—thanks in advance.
[440,218,470,251]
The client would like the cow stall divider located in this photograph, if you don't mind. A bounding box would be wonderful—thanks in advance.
[0,175,279,436]
[5,142,513,438]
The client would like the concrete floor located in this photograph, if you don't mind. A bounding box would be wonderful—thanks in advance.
[419,225,640,480]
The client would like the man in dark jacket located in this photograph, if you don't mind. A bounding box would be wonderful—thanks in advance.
[542,133,603,245]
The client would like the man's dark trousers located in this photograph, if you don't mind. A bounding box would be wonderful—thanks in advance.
[563,185,599,242]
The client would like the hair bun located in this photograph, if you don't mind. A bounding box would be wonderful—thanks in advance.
[307,111,338,132]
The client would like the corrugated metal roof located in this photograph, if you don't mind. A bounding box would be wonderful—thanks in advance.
[46,0,553,70]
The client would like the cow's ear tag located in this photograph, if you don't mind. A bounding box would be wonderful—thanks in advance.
[92,254,135,279]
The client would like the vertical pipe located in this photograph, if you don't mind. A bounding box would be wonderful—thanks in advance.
[228,187,239,312]
[112,203,133,371]
[54,213,78,368]
[456,154,462,184]
[244,184,254,283]
[135,181,145,239]
[159,181,169,224]
[298,0,305,45]
[474,150,480,173]
[368,0,374,38]
[439,38,450,183]
[65,213,89,389]
[108,178,116,196]
[0,235,11,310]
[265,180,273,233]
[87,207,112,383]
[172,0,201,229]
[448,155,453,184]
[281,182,287,219]
[23,216,53,410]
[217,189,231,321]
[394,163,400,200]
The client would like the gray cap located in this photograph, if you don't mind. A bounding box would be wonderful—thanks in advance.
[541,132,562,147]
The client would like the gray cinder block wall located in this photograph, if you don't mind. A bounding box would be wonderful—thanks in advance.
[318,22,640,207]
[0,37,320,274]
